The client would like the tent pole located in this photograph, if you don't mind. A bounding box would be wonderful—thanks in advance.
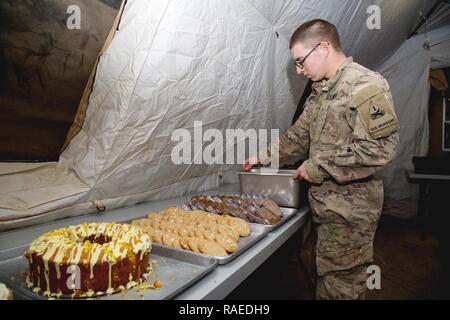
[407,0,445,39]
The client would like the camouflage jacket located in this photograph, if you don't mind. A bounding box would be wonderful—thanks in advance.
[262,57,399,185]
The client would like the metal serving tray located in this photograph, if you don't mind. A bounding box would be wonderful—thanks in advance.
[238,169,303,208]
[0,245,217,300]
[151,223,267,265]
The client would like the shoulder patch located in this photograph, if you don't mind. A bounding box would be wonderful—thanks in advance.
[352,84,385,107]
[354,88,398,139]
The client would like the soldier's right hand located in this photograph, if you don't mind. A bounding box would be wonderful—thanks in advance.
[241,157,260,171]
[292,163,312,182]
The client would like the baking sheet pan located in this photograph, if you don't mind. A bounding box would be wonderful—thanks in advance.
[147,223,267,265]
[0,245,217,300]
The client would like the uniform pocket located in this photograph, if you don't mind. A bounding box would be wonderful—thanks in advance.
[316,240,374,275]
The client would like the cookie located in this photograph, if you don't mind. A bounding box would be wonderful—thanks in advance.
[195,222,207,230]
[143,225,154,234]
[147,213,162,220]
[180,237,190,250]
[151,220,161,229]
[205,215,218,223]
[165,221,178,232]
[131,218,148,228]
[177,226,189,238]
[174,216,185,225]
[203,229,216,241]
[207,223,218,233]
[191,210,209,219]
[163,207,183,215]
[150,229,163,244]
[216,216,229,225]
[188,238,200,253]
[198,240,228,257]
[170,234,182,249]
[194,227,205,239]
[218,224,240,242]
[162,232,180,248]
[215,233,239,253]
[186,225,197,237]
[158,220,167,231]
[228,217,251,237]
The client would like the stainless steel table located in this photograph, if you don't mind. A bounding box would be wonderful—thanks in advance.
[0,183,309,299]
[175,207,308,299]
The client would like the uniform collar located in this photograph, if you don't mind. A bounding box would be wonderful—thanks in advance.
[312,56,353,93]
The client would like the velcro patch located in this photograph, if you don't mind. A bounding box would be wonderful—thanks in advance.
[356,92,398,139]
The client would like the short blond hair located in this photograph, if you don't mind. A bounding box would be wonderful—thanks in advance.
[289,19,342,51]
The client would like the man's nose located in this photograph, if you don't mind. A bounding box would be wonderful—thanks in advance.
[296,66,304,76]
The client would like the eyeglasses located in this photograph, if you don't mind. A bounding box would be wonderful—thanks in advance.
[293,43,321,69]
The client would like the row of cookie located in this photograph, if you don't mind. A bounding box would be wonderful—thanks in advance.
[135,217,245,242]
[139,208,251,237]
[135,224,237,257]
[146,208,236,225]
[156,208,223,222]
[146,211,231,228]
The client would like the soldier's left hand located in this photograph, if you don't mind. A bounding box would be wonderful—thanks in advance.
[292,163,311,182]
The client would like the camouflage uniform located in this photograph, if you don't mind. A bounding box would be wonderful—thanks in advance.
[261,57,399,299]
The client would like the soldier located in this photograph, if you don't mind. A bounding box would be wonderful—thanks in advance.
[242,19,399,299]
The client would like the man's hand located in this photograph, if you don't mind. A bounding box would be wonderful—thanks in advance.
[292,163,311,182]
[242,156,260,171]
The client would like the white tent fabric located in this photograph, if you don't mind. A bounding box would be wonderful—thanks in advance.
[379,25,450,199]
[0,0,449,230]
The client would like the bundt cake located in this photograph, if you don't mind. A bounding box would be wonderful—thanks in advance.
[24,222,152,298]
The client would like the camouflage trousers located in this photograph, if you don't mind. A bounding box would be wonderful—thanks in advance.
[308,178,383,300]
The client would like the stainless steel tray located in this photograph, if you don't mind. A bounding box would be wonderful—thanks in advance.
[238,169,303,208]
[0,245,217,300]
[152,223,267,265]
[250,207,299,232]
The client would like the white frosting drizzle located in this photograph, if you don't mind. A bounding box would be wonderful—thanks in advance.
[26,222,151,298]
[107,262,114,294]
[90,244,103,279]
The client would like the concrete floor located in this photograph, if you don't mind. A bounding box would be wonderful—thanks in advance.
[226,198,449,300]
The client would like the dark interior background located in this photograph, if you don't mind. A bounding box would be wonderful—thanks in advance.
[0,0,122,161]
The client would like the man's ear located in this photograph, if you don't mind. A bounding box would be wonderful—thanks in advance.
[320,45,329,58]
[318,43,327,56]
